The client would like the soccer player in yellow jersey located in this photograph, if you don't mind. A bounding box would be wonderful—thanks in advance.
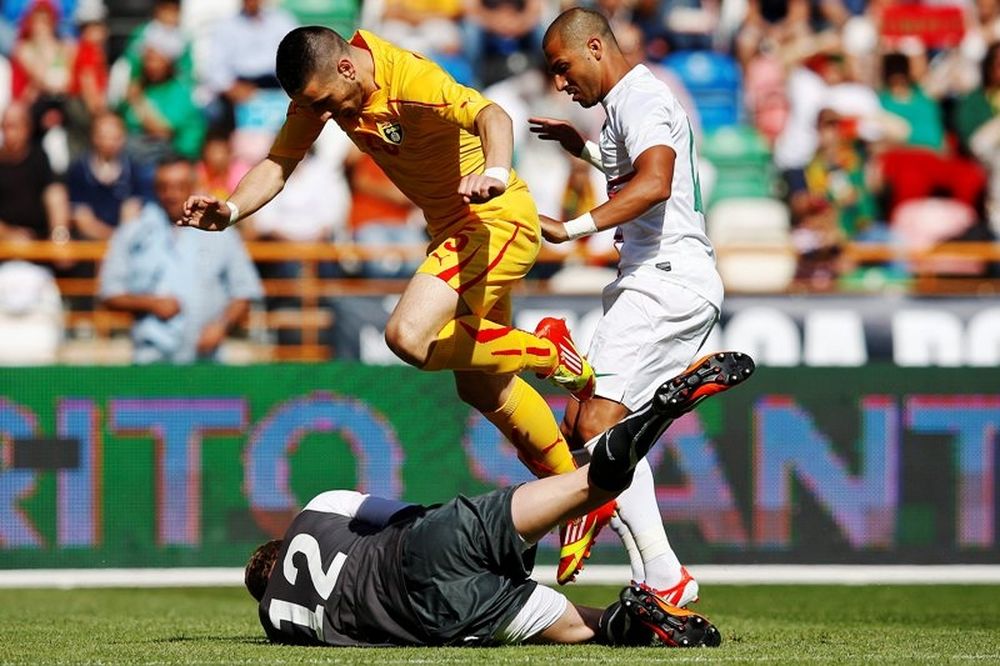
[177,26,613,561]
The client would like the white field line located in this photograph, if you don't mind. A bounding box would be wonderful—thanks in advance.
[1,565,1000,589]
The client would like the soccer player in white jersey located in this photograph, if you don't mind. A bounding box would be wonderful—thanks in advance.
[527,8,725,605]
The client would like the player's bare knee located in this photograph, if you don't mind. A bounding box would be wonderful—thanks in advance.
[384,319,430,367]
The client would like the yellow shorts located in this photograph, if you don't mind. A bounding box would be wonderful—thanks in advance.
[417,216,541,324]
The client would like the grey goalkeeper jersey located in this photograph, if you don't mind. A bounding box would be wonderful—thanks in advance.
[259,496,427,646]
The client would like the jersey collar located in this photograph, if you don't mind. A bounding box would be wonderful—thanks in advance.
[602,64,650,109]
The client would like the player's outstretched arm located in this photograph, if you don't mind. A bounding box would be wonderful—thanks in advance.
[528,117,584,157]
[458,104,513,204]
[528,117,604,173]
[177,154,300,231]
[541,145,676,244]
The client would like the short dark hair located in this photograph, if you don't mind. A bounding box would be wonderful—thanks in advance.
[543,8,618,51]
[155,152,192,171]
[275,26,349,96]
[245,539,283,602]
[882,52,911,85]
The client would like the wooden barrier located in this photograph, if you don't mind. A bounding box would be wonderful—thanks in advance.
[2,239,999,362]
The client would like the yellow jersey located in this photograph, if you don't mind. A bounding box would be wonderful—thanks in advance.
[269,30,535,240]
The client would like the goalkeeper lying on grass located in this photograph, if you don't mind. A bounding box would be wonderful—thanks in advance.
[244,352,754,647]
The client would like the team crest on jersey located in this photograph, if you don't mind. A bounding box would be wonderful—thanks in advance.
[379,121,404,145]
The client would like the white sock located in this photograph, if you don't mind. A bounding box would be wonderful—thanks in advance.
[610,512,645,582]
[584,435,684,589]
[611,457,684,590]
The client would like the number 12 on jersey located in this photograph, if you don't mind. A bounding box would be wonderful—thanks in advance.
[268,534,349,641]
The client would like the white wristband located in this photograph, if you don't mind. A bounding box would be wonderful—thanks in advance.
[483,166,510,184]
[225,200,240,224]
[578,140,604,172]
[563,212,598,240]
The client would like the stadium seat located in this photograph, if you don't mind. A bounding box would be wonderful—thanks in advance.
[699,125,776,205]
[663,51,742,133]
[0,261,64,366]
[281,0,359,36]
[890,197,984,275]
[707,197,796,292]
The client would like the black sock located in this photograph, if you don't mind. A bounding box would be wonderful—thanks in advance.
[588,400,673,492]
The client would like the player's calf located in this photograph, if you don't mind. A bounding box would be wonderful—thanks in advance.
[588,351,754,494]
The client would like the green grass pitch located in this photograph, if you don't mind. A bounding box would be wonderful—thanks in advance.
[1,585,998,664]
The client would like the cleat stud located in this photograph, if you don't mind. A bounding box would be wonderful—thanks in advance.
[729,374,739,382]
[715,353,725,360]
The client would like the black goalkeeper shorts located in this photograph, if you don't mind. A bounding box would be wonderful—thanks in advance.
[400,485,539,645]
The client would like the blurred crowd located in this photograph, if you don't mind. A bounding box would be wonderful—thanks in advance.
[1,0,999,362]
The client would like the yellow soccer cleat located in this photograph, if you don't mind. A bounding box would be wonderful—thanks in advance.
[557,499,616,585]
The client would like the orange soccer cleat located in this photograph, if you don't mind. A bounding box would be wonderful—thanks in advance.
[534,317,596,402]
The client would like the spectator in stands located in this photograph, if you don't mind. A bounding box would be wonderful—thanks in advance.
[0,102,71,243]
[66,112,148,240]
[957,42,1000,238]
[803,108,877,241]
[99,155,263,364]
[196,128,252,201]
[956,41,1000,154]
[122,0,193,86]
[244,148,349,244]
[347,150,424,277]
[119,23,205,162]
[2,0,77,40]
[373,0,463,59]
[204,0,297,106]
[10,0,74,105]
[878,52,945,152]
[463,0,542,86]
[68,0,109,120]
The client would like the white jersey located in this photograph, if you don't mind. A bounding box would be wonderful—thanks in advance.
[599,64,723,309]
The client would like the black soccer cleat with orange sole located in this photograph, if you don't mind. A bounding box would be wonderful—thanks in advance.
[620,583,722,648]
[653,351,755,419]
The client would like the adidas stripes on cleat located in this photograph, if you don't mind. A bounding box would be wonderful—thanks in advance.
[653,351,755,418]
[620,583,722,648]
[557,500,616,585]
[534,317,596,402]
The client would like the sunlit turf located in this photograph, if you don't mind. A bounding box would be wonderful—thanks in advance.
[1,584,998,664]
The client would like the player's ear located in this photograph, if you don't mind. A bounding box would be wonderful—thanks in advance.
[587,36,603,61]
[337,57,355,80]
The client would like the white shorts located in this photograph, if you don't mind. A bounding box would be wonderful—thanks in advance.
[589,268,719,411]
[494,584,569,644]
